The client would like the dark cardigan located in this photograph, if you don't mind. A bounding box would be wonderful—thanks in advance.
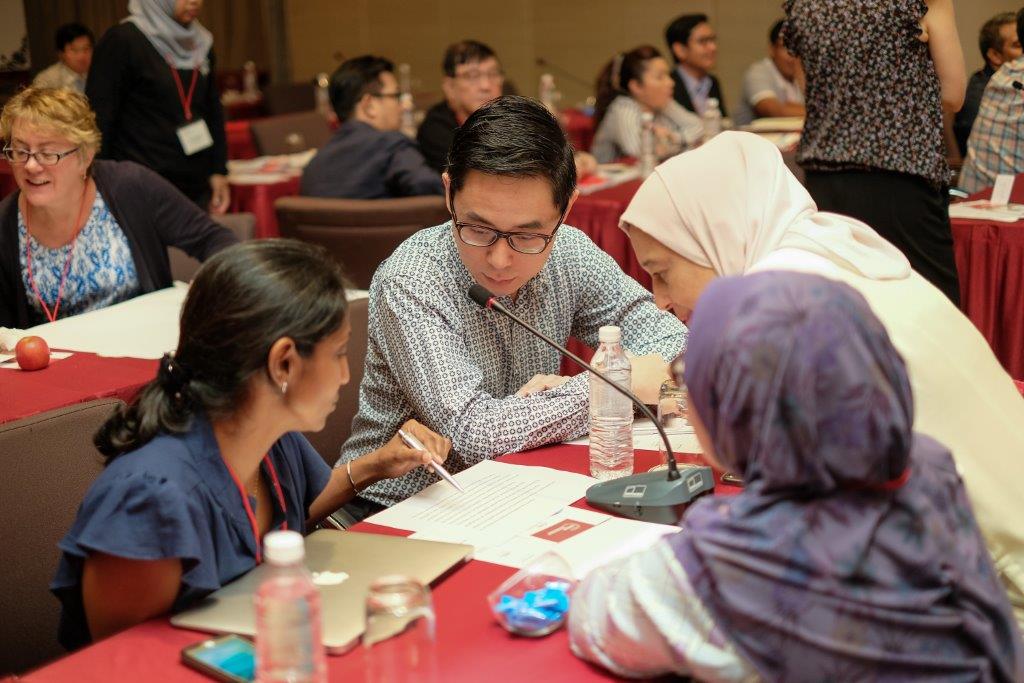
[0,159,238,328]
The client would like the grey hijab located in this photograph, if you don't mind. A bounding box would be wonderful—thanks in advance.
[124,0,213,70]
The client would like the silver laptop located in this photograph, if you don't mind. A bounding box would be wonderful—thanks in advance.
[171,529,473,653]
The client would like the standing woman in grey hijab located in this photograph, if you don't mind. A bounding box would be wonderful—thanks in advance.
[87,0,230,214]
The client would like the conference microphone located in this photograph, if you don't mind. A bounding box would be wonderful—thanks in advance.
[467,284,715,525]
[535,57,593,89]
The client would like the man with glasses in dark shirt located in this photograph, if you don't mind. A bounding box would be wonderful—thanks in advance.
[416,40,505,172]
[301,55,442,199]
[336,96,686,516]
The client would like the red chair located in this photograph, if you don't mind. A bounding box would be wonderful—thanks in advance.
[1014,379,1024,397]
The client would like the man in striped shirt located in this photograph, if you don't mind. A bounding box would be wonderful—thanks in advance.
[961,10,1024,193]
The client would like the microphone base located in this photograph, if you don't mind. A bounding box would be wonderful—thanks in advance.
[585,467,715,525]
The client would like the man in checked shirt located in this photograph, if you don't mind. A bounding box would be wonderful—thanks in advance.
[334,96,687,520]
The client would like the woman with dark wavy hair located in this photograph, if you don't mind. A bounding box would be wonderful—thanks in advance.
[51,240,451,649]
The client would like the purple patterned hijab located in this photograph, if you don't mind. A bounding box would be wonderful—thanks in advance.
[669,271,1024,682]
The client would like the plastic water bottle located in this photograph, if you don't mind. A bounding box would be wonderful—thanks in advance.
[242,60,260,99]
[314,72,331,119]
[639,112,656,179]
[701,97,722,144]
[539,73,560,117]
[589,325,634,480]
[255,531,326,683]
[398,63,417,139]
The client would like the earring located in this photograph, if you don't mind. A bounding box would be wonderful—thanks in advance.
[280,381,288,395]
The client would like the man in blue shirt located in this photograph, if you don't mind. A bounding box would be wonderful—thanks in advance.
[665,14,728,117]
[301,55,443,199]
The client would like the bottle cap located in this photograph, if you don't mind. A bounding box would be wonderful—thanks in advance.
[264,530,305,565]
[706,97,719,109]
[598,325,621,343]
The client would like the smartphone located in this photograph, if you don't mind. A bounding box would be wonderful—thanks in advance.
[181,634,256,683]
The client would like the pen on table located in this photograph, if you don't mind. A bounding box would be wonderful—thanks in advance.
[398,428,465,493]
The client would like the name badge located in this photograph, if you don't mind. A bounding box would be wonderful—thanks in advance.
[176,118,214,156]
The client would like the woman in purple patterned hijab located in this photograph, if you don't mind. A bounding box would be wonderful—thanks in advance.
[674,271,1023,681]
[569,271,1023,681]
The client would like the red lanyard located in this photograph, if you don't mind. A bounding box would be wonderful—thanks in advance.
[222,455,289,564]
[167,59,200,121]
[23,185,90,323]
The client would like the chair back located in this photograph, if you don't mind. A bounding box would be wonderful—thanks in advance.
[275,195,449,289]
[302,296,369,467]
[169,212,256,283]
[0,399,122,675]
[250,110,332,156]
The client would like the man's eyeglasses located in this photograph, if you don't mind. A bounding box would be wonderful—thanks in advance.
[370,91,402,100]
[3,146,79,166]
[451,199,562,255]
[453,69,504,84]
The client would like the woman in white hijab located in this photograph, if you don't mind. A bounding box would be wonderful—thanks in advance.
[621,131,1024,628]
[86,0,229,214]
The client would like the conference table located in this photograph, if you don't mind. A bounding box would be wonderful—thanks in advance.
[950,182,1024,379]
[0,352,156,426]
[22,442,736,682]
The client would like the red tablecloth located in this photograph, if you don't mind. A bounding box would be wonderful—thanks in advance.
[225,120,259,160]
[0,160,16,200]
[23,443,734,682]
[568,179,649,289]
[951,182,1024,378]
[0,352,157,425]
[229,176,301,238]
[563,108,596,153]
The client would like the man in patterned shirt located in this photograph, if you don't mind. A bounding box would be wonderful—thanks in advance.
[335,96,687,516]
[961,10,1024,193]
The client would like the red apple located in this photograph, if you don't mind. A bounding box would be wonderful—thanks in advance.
[15,335,50,371]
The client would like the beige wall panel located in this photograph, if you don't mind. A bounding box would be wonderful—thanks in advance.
[286,0,1024,113]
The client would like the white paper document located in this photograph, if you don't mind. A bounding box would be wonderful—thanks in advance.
[411,506,680,579]
[24,283,189,359]
[949,200,1024,223]
[367,460,596,539]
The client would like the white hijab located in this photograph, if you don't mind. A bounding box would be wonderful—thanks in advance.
[124,0,213,70]
[619,131,911,280]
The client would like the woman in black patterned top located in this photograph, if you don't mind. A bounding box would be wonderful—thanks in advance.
[783,0,966,304]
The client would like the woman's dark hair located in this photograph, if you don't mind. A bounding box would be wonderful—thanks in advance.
[594,45,663,127]
[769,19,786,45]
[442,40,498,77]
[55,22,93,52]
[95,240,349,461]
[446,94,576,213]
[329,55,395,121]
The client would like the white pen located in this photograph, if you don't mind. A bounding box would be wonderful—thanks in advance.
[398,428,465,493]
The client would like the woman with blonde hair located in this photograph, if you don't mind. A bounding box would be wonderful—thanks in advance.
[0,87,235,328]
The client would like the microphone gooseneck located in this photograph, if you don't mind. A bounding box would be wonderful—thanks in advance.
[467,284,681,481]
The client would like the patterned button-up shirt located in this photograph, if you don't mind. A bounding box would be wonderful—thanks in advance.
[961,57,1024,193]
[338,223,688,506]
